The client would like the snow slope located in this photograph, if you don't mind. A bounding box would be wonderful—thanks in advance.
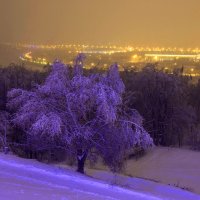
[124,147,200,194]
[0,153,200,200]
[84,147,200,195]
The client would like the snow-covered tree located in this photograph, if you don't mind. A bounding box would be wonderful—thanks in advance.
[7,55,153,173]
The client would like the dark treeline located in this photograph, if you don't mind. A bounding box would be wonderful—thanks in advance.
[0,64,48,109]
[0,63,200,162]
[121,65,199,149]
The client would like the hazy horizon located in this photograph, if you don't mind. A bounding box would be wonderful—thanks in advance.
[1,0,200,48]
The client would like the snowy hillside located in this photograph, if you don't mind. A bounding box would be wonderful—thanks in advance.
[0,153,200,200]
[84,147,200,195]
[125,147,200,194]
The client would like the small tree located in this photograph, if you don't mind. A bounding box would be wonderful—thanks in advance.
[0,111,9,153]
[7,54,153,173]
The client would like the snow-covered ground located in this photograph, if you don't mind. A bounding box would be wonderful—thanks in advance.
[82,147,200,195]
[0,153,200,200]
[124,147,200,194]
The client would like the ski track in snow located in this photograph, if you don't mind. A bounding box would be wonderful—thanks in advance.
[0,154,200,200]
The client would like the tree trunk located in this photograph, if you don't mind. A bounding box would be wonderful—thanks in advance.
[77,149,87,174]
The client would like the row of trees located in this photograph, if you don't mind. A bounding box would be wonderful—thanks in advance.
[121,65,199,148]
[0,64,48,110]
